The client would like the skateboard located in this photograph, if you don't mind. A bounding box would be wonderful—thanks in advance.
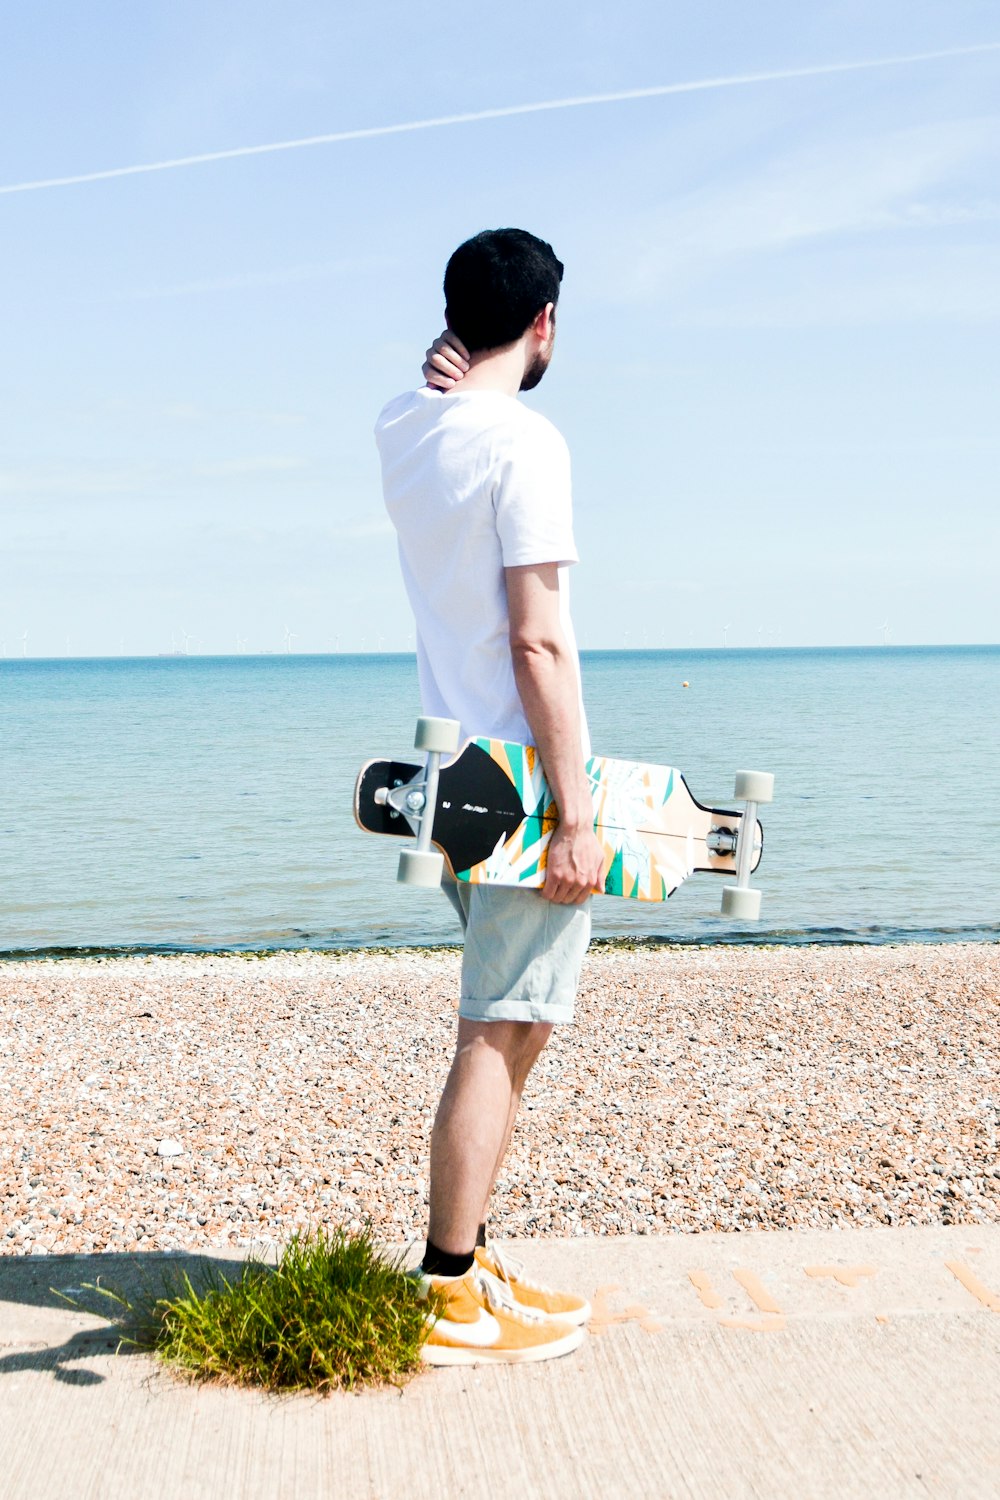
[355,718,772,918]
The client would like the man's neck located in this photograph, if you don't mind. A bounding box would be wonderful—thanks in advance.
[452,341,525,397]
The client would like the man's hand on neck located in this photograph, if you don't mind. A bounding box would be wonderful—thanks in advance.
[449,302,555,397]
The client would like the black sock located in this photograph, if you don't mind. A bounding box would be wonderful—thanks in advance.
[475,1222,487,1248]
[421,1239,475,1279]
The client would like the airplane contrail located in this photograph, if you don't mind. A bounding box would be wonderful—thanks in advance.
[2,41,998,196]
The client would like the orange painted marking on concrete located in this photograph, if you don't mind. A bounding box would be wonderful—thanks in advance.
[687,1270,724,1310]
[718,1313,787,1332]
[589,1284,662,1336]
[945,1260,1000,1313]
[717,1269,787,1331]
[686,1269,788,1332]
[732,1269,783,1315]
[875,1314,891,1324]
[804,1264,878,1289]
[587,1283,621,1333]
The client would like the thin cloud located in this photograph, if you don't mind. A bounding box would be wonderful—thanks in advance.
[2,42,998,195]
[672,245,1000,327]
[598,116,1000,302]
[0,464,155,498]
[196,456,306,478]
[124,256,394,301]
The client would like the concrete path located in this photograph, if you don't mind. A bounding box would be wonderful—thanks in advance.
[2,1224,999,1499]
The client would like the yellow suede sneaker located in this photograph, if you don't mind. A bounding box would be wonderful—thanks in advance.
[419,1266,584,1365]
[475,1243,591,1326]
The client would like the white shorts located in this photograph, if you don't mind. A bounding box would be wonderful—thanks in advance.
[442,880,591,1025]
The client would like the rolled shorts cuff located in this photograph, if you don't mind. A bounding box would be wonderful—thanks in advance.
[443,879,590,1026]
[458,992,576,1025]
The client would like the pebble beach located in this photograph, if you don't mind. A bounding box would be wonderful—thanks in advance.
[2,943,998,1256]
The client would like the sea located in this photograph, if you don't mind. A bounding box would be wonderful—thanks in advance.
[1,647,997,955]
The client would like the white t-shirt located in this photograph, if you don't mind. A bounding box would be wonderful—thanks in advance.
[375,388,588,749]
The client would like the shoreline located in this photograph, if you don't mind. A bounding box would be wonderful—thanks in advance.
[2,942,998,1257]
[2,928,997,963]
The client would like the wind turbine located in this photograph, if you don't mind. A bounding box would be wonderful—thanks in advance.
[283,624,298,654]
[722,623,731,648]
[21,628,28,658]
[881,619,891,646]
[236,633,246,654]
[180,629,193,654]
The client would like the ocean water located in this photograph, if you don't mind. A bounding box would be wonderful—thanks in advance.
[1,647,997,954]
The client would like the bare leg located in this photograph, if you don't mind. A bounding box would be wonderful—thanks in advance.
[480,1075,530,1224]
[429,1017,552,1255]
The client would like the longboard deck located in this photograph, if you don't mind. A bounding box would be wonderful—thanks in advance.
[355,737,762,904]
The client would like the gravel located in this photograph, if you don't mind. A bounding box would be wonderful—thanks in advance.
[1,943,997,1256]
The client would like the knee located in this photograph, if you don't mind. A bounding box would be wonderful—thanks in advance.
[453,1019,552,1081]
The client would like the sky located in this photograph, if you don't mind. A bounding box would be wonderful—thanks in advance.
[1,1,998,655]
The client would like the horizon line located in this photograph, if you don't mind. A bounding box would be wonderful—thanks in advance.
[3,643,997,662]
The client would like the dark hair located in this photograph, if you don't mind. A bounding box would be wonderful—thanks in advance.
[444,228,564,354]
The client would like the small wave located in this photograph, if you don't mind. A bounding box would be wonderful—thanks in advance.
[3,921,997,962]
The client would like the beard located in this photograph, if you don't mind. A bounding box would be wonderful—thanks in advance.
[519,340,553,391]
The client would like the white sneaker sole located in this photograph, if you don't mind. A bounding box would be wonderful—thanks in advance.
[529,1297,591,1327]
[421,1324,585,1366]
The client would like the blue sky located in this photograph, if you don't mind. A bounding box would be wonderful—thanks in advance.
[2,2,998,655]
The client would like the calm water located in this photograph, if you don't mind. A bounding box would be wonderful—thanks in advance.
[1,648,997,953]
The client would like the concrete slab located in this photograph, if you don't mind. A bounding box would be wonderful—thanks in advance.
[2,1225,999,1499]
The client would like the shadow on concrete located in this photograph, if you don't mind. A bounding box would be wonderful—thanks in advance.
[0,1250,249,1386]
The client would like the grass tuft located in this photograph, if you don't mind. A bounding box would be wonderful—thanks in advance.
[61,1226,444,1394]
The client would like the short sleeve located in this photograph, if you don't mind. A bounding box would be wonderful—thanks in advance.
[492,417,579,568]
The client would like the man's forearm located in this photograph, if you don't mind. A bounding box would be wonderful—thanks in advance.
[511,642,590,827]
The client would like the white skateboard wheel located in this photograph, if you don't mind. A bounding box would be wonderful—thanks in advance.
[397,848,445,887]
[414,716,460,754]
[734,770,774,804]
[721,885,762,921]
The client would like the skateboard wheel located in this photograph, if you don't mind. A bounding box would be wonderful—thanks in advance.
[414,717,460,754]
[397,848,445,887]
[733,770,774,804]
[721,885,762,921]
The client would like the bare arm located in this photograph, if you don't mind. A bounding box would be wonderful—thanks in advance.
[505,563,603,904]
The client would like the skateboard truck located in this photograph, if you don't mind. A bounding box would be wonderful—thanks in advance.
[720,770,774,920]
[373,782,427,820]
[706,827,738,855]
[392,717,461,887]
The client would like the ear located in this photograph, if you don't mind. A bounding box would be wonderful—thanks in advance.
[532,302,555,341]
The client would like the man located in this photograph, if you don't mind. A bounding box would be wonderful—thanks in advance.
[375,228,603,1364]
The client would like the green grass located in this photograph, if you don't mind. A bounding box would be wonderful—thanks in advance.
[61,1226,445,1394]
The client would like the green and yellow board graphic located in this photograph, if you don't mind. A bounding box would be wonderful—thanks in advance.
[458,738,699,901]
[356,732,761,906]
